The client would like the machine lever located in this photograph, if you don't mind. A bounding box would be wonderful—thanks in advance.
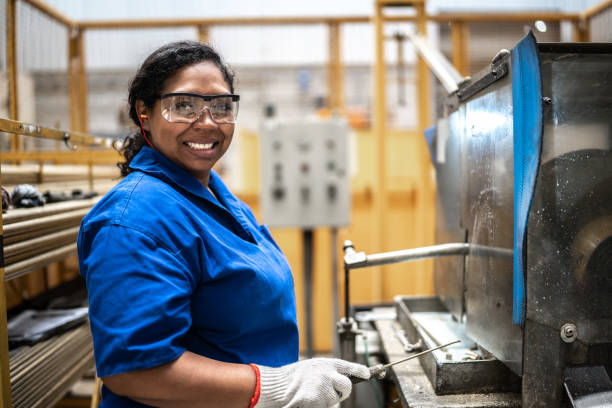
[348,340,461,384]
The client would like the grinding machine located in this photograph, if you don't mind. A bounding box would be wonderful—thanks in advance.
[339,32,612,407]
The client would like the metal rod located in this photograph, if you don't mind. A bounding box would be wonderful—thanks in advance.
[381,340,461,371]
[303,229,314,358]
[5,243,77,281]
[344,242,512,270]
[4,227,79,258]
[343,241,356,321]
[3,209,88,237]
[0,118,111,148]
[405,31,464,94]
[331,227,340,356]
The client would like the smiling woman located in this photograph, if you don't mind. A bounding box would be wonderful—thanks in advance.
[117,41,238,186]
[76,40,369,408]
[136,61,236,186]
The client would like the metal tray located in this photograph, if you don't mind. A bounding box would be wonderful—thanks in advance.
[395,295,520,395]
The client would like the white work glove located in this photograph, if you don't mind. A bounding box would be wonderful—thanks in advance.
[255,358,370,408]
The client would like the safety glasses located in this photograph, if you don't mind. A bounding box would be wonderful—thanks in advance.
[160,92,240,124]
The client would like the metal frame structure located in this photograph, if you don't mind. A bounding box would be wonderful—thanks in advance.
[6,0,608,148]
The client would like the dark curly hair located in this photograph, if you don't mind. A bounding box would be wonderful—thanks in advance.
[117,40,235,177]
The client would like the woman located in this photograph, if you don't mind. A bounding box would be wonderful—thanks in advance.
[78,41,369,408]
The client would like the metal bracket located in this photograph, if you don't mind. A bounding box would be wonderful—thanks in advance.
[63,132,78,150]
[456,54,509,103]
[395,329,423,353]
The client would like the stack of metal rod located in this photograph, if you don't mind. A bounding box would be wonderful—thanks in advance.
[8,325,94,408]
[2,163,119,185]
[2,197,99,280]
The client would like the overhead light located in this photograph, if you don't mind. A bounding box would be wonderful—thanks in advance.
[534,20,547,33]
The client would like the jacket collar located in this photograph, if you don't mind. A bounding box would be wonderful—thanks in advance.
[130,146,221,206]
[130,147,255,242]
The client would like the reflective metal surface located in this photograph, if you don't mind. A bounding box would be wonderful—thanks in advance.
[458,57,523,376]
[433,114,467,322]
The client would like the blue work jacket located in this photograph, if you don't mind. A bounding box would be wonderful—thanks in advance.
[78,146,299,407]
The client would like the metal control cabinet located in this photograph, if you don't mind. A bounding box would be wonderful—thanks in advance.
[260,118,350,228]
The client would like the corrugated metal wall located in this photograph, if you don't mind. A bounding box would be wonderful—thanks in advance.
[590,7,612,41]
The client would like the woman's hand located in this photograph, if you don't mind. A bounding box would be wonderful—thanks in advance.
[255,358,370,408]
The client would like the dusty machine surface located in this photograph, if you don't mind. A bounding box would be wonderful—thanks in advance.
[344,33,612,407]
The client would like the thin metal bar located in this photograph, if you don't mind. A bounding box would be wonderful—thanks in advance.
[35,351,93,408]
[302,229,314,358]
[345,242,513,270]
[2,199,98,225]
[359,243,468,268]
[10,327,92,408]
[331,228,340,355]
[406,31,464,94]
[0,118,111,148]
[3,209,89,237]
[5,243,78,281]
[342,241,357,321]
[344,264,350,321]
[381,340,461,372]
[4,227,80,258]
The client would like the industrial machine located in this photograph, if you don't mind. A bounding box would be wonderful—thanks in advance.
[341,32,612,407]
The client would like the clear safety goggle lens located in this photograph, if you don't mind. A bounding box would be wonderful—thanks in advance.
[160,93,240,124]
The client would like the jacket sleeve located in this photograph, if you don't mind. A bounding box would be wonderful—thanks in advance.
[78,223,196,378]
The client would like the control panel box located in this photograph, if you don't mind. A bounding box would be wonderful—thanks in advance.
[260,118,350,228]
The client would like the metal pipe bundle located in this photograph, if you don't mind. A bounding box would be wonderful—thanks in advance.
[2,198,98,281]
[9,325,94,408]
